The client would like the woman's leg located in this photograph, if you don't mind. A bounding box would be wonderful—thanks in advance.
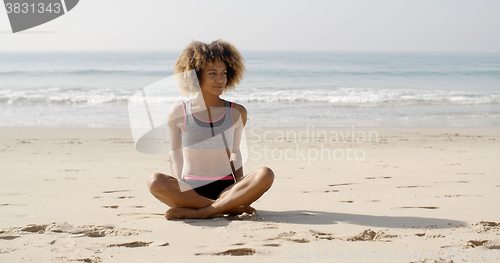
[148,173,255,216]
[147,173,214,209]
[166,167,274,219]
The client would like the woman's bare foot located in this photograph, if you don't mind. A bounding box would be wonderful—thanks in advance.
[165,207,206,220]
[225,205,255,216]
[165,205,255,220]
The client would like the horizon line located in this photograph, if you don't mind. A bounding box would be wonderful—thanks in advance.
[2,49,500,54]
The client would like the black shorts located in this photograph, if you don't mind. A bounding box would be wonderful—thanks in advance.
[184,179,234,200]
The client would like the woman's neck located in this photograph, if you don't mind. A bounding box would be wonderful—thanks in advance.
[193,93,224,108]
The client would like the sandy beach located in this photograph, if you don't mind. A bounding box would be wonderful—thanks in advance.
[1,126,499,262]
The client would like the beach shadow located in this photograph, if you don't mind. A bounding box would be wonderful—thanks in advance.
[180,209,465,229]
[257,210,465,229]
[181,218,235,227]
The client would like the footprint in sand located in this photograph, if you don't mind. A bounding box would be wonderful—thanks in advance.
[266,231,310,243]
[484,240,500,249]
[263,243,281,247]
[102,205,119,209]
[347,229,378,241]
[410,257,454,263]
[466,239,495,248]
[0,247,18,254]
[441,194,483,198]
[2,222,151,237]
[107,241,152,248]
[427,234,445,238]
[74,256,102,263]
[21,224,49,233]
[393,206,439,210]
[262,224,278,230]
[310,230,335,240]
[473,221,500,232]
[118,196,135,199]
[328,183,354,187]
[0,235,20,240]
[475,221,500,227]
[288,238,309,243]
[49,238,80,253]
[103,190,130,194]
[195,248,256,256]
[434,180,470,184]
[346,229,397,242]
[365,176,392,180]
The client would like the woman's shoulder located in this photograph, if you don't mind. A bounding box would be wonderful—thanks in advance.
[167,101,188,124]
[226,100,247,126]
[168,101,186,113]
[226,100,247,114]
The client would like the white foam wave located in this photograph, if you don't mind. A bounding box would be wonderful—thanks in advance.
[224,88,500,107]
[1,87,498,107]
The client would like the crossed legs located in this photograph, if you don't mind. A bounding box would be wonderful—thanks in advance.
[147,167,274,219]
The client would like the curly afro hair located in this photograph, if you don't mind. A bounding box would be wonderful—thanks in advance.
[174,39,245,97]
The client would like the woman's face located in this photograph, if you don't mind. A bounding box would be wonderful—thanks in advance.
[199,61,227,97]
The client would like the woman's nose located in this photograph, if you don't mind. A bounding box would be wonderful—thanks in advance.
[216,74,224,82]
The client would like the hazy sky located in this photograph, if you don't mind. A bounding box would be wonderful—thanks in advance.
[1,0,499,52]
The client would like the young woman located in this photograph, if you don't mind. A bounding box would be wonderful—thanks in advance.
[147,40,274,219]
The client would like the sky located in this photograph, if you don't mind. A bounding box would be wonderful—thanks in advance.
[1,0,499,52]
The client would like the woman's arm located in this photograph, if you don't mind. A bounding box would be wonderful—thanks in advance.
[230,103,247,183]
[167,103,185,180]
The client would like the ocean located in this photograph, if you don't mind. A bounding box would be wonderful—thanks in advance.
[1,51,499,128]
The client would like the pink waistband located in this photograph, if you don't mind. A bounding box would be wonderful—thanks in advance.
[183,175,234,181]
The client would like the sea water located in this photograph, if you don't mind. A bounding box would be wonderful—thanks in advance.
[1,51,499,127]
